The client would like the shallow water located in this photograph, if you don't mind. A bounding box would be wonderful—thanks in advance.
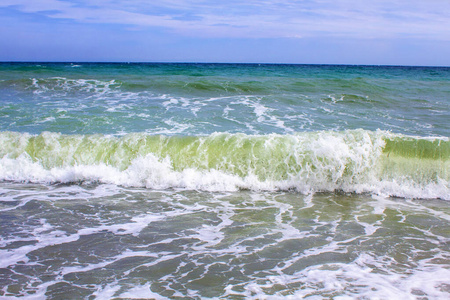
[0,183,449,299]
[0,183,449,298]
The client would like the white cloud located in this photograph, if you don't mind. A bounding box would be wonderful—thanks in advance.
[1,0,450,40]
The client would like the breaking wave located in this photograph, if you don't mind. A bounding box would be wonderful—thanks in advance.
[0,130,448,199]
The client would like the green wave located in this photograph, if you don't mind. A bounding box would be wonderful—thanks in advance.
[383,137,449,160]
[1,130,448,187]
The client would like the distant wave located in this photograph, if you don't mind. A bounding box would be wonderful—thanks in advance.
[0,75,402,97]
[0,130,448,199]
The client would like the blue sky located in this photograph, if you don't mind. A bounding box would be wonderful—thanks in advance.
[1,0,449,65]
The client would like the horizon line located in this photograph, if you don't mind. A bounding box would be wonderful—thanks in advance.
[1,61,449,68]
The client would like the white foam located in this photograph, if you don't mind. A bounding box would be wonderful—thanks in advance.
[237,96,294,132]
[29,77,120,97]
[0,212,165,269]
[118,283,169,299]
[0,219,79,268]
[60,250,158,276]
[92,283,122,300]
[162,118,193,134]
[191,210,234,250]
[228,253,450,299]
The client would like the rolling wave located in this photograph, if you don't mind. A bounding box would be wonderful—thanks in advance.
[0,130,448,199]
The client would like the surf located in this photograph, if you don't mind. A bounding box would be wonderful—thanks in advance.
[0,129,448,199]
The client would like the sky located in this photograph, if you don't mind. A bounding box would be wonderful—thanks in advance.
[1,0,449,66]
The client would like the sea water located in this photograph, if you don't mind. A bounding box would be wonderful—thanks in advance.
[0,63,448,299]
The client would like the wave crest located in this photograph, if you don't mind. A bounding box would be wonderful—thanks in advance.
[0,130,448,199]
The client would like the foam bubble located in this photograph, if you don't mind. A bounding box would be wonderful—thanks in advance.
[118,283,169,300]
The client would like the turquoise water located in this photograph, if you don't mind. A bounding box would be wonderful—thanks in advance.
[0,63,449,299]
[1,63,448,136]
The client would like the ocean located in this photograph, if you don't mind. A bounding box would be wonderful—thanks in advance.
[0,62,449,299]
